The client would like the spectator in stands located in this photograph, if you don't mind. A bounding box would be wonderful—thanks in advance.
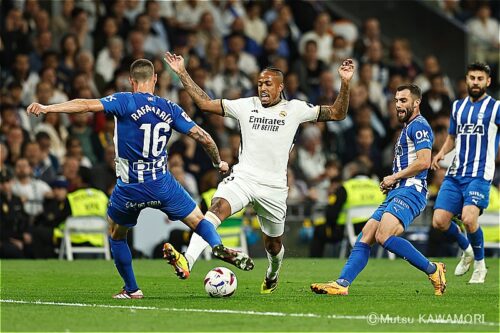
[65,136,92,168]
[204,37,225,76]
[34,131,60,174]
[76,50,105,95]
[134,13,167,57]
[69,7,93,52]
[93,16,120,56]
[96,36,124,84]
[297,125,327,186]
[122,29,152,69]
[310,161,384,257]
[389,38,421,81]
[68,113,102,165]
[195,11,221,57]
[5,126,26,167]
[413,55,454,98]
[466,3,500,48]
[11,157,52,219]
[23,141,57,184]
[0,170,30,258]
[0,104,29,143]
[420,73,452,122]
[58,33,80,91]
[243,2,267,45]
[38,67,69,103]
[6,53,40,106]
[293,40,327,98]
[353,17,381,60]
[29,31,53,73]
[91,145,116,196]
[31,177,71,258]
[0,8,31,69]
[51,0,74,40]
[312,70,337,105]
[284,72,308,101]
[226,32,259,78]
[258,33,282,69]
[169,154,200,202]
[358,62,387,117]
[210,53,252,99]
[299,12,333,64]
[144,0,171,50]
[34,113,69,162]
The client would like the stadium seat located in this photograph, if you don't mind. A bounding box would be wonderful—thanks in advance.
[58,216,111,261]
[338,205,396,259]
[203,218,248,260]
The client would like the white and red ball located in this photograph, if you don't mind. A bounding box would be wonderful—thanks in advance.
[204,267,237,297]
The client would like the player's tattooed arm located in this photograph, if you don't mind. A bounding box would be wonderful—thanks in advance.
[164,52,223,115]
[317,59,355,122]
[318,83,350,121]
[187,125,229,173]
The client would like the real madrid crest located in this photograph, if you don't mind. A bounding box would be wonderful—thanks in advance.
[279,111,287,117]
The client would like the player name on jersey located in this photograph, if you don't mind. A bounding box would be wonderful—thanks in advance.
[131,105,174,123]
[249,115,285,132]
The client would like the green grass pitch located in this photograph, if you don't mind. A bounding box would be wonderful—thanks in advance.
[1,258,498,332]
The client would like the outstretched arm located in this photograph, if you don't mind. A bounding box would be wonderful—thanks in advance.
[317,59,355,122]
[186,125,229,174]
[164,52,223,115]
[27,99,104,116]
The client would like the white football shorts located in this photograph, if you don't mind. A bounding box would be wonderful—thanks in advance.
[213,175,288,237]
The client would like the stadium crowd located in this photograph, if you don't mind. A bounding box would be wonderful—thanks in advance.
[0,0,499,259]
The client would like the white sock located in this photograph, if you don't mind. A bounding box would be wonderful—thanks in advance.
[464,244,474,256]
[185,212,222,269]
[474,259,486,270]
[266,245,284,280]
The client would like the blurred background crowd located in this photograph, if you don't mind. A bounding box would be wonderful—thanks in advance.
[0,0,499,259]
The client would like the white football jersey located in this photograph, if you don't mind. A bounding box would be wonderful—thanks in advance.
[222,97,319,186]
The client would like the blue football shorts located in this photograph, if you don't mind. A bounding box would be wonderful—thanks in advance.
[434,176,491,215]
[107,172,196,227]
[371,186,427,229]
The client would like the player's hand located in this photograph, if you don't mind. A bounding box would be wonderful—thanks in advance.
[338,59,355,83]
[164,52,185,74]
[217,161,229,174]
[380,174,397,194]
[431,152,444,170]
[27,102,47,116]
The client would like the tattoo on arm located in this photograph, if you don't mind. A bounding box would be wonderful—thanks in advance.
[317,82,350,121]
[187,126,221,165]
[178,70,212,105]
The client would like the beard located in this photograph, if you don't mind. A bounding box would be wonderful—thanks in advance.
[396,106,415,123]
[467,85,487,99]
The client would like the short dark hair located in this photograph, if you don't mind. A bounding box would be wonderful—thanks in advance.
[467,62,491,76]
[262,66,284,78]
[396,84,422,100]
[130,59,154,82]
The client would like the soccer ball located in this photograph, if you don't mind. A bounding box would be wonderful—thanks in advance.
[204,267,237,298]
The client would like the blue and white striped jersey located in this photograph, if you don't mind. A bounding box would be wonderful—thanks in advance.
[393,115,434,193]
[100,92,195,184]
[447,95,500,181]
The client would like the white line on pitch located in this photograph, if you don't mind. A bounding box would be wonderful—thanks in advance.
[1,299,498,327]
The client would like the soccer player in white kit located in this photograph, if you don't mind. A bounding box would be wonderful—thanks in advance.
[165,52,355,293]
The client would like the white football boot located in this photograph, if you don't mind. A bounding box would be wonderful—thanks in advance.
[454,245,474,276]
[468,260,487,284]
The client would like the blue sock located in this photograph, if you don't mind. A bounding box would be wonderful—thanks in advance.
[195,219,222,247]
[338,242,371,286]
[110,238,139,292]
[467,227,484,260]
[444,222,470,250]
[383,236,436,274]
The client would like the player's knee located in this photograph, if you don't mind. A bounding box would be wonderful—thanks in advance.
[374,229,389,246]
[265,239,282,255]
[432,214,450,231]
[461,214,478,232]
